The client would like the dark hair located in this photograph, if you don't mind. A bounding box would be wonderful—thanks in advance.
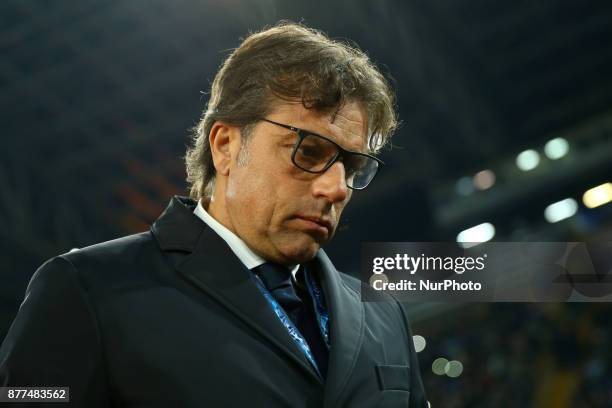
[185,21,397,199]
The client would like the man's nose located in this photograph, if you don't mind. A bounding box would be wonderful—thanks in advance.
[311,161,349,203]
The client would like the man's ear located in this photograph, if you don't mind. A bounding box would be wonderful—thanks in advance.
[209,122,242,176]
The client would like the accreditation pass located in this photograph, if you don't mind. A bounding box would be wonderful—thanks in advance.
[0,387,69,402]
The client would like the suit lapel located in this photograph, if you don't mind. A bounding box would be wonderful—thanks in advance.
[151,197,323,384]
[310,251,365,408]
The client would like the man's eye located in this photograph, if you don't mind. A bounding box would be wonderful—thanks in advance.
[345,156,365,173]
[298,146,319,157]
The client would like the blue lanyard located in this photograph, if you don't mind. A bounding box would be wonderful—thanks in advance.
[305,269,330,349]
[251,267,330,377]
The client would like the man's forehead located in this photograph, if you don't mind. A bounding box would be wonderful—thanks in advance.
[271,101,368,150]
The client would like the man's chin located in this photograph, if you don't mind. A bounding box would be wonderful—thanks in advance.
[277,239,321,264]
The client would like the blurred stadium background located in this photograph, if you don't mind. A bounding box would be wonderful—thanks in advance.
[1,1,611,406]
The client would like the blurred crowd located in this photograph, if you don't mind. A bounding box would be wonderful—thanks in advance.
[415,303,612,407]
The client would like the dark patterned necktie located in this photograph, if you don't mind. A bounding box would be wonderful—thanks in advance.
[253,262,328,378]
[253,263,303,323]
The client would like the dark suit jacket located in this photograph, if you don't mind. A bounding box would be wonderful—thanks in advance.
[0,196,428,407]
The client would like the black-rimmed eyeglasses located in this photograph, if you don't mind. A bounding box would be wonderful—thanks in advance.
[260,118,384,190]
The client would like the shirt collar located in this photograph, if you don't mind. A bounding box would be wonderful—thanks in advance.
[193,199,299,278]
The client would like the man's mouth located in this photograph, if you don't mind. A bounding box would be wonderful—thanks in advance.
[293,215,333,237]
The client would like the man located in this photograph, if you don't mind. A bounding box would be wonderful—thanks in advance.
[0,22,428,407]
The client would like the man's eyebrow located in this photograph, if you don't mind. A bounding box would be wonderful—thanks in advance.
[276,131,298,143]
[320,133,368,154]
[271,121,366,152]
[266,125,297,137]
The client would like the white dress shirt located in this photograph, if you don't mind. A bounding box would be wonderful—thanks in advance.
[194,200,299,278]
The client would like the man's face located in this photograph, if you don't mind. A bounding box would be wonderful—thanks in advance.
[216,101,368,265]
